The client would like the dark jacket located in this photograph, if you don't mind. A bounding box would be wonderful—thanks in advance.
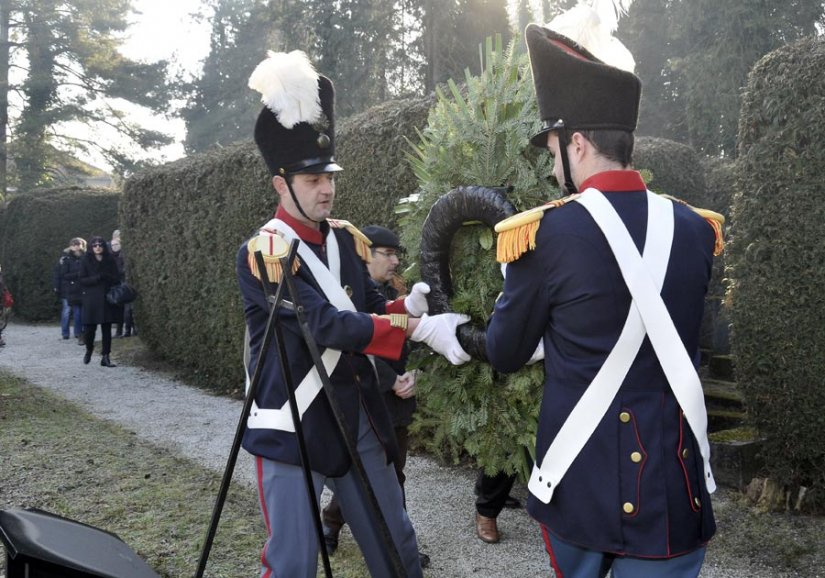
[79,255,122,324]
[372,279,417,428]
[60,251,85,305]
[238,215,401,477]
[486,171,716,558]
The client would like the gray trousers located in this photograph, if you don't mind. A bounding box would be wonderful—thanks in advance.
[255,408,422,578]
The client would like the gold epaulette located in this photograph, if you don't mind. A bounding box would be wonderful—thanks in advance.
[661,195,726,256]
[327,218,372,263]
[494,194,581,263]
[247,230,299,283]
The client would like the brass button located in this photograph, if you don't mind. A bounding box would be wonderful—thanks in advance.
[630,451,642,463]
[619,412,631,423]
[681,448,689,459]
[694,497,701,508]
[623,502,635,514]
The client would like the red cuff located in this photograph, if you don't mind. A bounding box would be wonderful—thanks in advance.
[385,298,407,314]
[364,317,405,360]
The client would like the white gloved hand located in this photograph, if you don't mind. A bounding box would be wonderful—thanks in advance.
[527,340,545,365]
[410,313,471,365]
[404,282,431,317]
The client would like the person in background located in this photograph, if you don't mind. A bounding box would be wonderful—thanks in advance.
[79,236,122,367]
[110,236,135,338]
[474,469,521,543]
[321,224,430,569]
[58,238,86,344]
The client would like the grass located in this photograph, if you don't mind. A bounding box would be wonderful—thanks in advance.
[0,368,373,577]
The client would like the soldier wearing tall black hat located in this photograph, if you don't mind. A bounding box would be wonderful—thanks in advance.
[485,2,725,576]
[236,49,470,577]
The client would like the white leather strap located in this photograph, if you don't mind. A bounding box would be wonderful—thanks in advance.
[528,190,673,503]
[575,190,715,494]
[246,220,355,432]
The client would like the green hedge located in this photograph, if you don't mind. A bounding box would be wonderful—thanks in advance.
[635,136,707,204]
[120,144,270,393]
[729,36,825,496]
[0,188,119,321]
[334,95,435,231]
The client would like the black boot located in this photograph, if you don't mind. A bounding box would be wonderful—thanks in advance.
[83,348,92,364]
[100,355,116,368]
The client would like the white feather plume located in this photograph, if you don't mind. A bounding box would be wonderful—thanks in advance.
[547,0,635,72]
[248,50,321,129]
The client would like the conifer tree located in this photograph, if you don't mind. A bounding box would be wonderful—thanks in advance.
[2,0,172,191]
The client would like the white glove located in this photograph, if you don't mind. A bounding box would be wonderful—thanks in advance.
[404,282,431,316]
[410,313,471,365]
[527,340,545,365]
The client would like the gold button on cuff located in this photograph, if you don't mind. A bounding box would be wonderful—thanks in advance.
[623,502,635,514]
[681,448,689,459]
[630,451,642,463]
[694,497,701,508]
[619,412,631,423]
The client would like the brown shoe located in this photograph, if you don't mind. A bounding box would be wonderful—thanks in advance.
[475,513,500,543]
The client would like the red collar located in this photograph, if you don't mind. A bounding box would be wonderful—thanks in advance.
[579,170,646,193]
[275,206,325,245]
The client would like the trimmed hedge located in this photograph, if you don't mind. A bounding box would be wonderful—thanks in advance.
[729,36,825,496]
[0,188,119,321]
[334,95,435,231]
[120,143,270,393]
[635,136,707,204]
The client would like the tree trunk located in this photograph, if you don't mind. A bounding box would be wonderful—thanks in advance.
[18,10,56,191]
[0,0,10,196]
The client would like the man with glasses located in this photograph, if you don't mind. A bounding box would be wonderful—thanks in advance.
[321,225,430,568]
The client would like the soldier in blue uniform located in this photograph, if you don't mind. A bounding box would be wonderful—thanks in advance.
[237,50,470,578]
[485,15,725,578]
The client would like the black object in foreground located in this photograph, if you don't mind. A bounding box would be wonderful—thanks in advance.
[0,508,160,578]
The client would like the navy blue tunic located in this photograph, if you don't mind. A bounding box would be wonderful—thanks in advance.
[486,171,717,558]
[237,217,399,477]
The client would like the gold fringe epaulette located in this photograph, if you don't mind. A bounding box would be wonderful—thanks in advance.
[662,195,726,256]
[327,218,373,263]
[247,231,299,283]
[494,194,581,263]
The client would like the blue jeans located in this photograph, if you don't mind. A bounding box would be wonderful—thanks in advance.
[61,299,83,338]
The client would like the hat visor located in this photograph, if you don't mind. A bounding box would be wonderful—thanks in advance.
[530,127,552,148]
[296,161,344,174]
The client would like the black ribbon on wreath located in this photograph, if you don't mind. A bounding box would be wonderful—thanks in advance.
[418,185,516,361]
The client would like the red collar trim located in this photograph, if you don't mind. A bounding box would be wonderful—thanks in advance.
[275,206,324,244]
[579,170,646,193]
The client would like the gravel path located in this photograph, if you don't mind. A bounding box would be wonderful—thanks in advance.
[0,322,801,577]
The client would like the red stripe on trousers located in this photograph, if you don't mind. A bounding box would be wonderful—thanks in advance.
[541,524,564,578]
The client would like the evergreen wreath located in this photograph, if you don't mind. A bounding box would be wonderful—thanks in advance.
[400,35,559,480]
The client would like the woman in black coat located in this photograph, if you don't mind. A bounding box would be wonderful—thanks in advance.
[79,236,122,367]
